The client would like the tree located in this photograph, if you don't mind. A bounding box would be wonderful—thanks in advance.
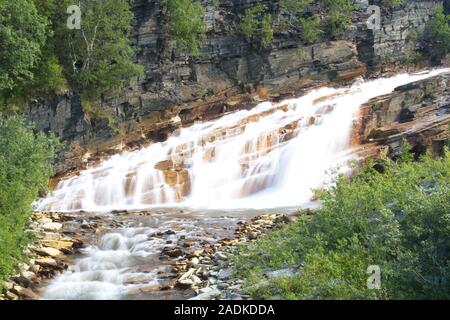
[423,4,450,63]
[240,4,274,48]
[0,116,58,284]
[162,0,207,56]
[0,0,48,105]
[51,0,143,100]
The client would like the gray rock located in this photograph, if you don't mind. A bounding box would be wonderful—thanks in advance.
[189,288,221,300]
[217,268,231,281]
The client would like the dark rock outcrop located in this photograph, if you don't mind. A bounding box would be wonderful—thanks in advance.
[359,72,450,157]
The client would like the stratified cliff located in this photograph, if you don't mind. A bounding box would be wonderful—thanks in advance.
[24,0,446,174]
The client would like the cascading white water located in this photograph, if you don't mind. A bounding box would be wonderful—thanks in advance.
[36,69,449,212]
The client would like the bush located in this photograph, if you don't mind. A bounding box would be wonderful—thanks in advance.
[320,0,357,36]
[1,0,143,111]
[0,116,58,285]
[235,144,450,299]
[240,4,274,48]
[404,51,423,66]
[162,0,207,56]
[298,17,323,44]
[381,0,403,8]
[281,0,313,14]
[0,0,47,106]
[423,4,450,63]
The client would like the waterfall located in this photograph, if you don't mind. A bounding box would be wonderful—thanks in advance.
[36,69,449,212]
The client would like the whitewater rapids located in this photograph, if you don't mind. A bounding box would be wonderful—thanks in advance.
[36,69,449,212]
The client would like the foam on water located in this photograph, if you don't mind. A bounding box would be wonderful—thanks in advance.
[36,69,449,212]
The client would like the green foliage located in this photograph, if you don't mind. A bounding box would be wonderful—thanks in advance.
[381,0,403,8]
[0,116,59,284]
[235,144,450,299]
[54,0,144,100]
[162,0,207,56]
[298,17,323,44]
[240,4,274,48]
[404,50,423,66]
[423,4,450,63]
[280,0,313,14]
[1,0,143,111]
[320,0,357,36]
[0,0,48,100]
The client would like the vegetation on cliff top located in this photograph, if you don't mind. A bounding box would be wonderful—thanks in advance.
[0,116,58,286]
[235,143,450,299]
[423,4,450,63]
[0,0,143,113]
[162,0,207,56]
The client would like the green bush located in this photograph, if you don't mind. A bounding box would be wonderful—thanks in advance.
[320,0,357,36]
[298,17,323,44]
[0,0,48,106]
[404,50,423,66]
[0,116,58,285]
[423,4,450,63]
[162,0,207,56]
[280,0,313,14]
[240,4,274,48]
[381,0,403,8]
[235,144,450,299]
[1,0,143,111]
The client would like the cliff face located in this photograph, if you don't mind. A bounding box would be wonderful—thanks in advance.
[24,0,445,174]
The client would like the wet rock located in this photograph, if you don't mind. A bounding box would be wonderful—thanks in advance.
[160,279,177,290]
[162,247,185,258]
[124,275,151,285]
[127,284,160,295]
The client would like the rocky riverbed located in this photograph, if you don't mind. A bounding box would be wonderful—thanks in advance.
[0,212,89,300]
[0,208,304,300]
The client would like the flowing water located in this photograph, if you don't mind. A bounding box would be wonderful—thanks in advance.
[37,69,449,300]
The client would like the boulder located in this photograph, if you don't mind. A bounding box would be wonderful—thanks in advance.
[189,288,221,300]
[35,257,58,268]
[42,222,63,232]
[33,247,62,257]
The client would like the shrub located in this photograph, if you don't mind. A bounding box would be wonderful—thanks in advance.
[423,4,450,63]
[404,51,423,66]
[320,0,357,36]
[240,4,274,48]
[0,116,59,285]
[235,143,450,299]
[0,0,47,106]
[280,0,313,14]
[298,17,323,44]
[162,0,207,56]
[381,0,403,8]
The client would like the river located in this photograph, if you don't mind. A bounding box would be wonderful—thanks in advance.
[36,68,449,299]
